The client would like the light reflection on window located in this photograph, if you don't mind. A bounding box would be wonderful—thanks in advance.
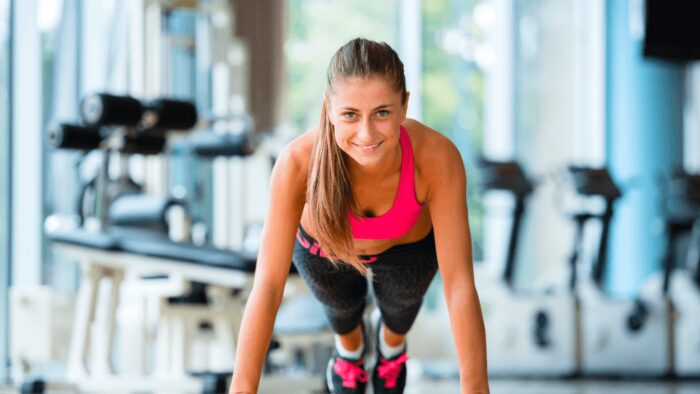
[0,0,11,380]
[286,0,400,132]
[423,0,487,261]
[37,0,64,32]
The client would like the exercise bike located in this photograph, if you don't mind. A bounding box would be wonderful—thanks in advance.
[641,169,700,376]
[567,166,672,376]
[476,158,578,376]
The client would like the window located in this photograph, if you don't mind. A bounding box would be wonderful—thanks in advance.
[0,0,11,380]
[286,0,400,131]
[38,1,226,289]
[40,0,73,289]
[513,0,604,286]
[688,65,700,172]
[285,0,486,259]
[422,0,487,260]
[164,9,197,99]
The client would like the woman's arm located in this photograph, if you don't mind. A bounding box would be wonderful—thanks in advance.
[229,145,307,394]
[426,136,489,394]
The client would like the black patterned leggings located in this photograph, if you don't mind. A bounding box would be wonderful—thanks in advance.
[292,225,439,335]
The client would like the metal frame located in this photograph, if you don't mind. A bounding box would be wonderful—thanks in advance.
[1,0,14,381]
[573,0,606,166]
[482,0,515,273]
[687,64,700,173]
[399,0,422,121]
[10,0,42,288]
[9,1,44,384]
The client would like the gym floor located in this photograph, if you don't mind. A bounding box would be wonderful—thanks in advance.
[2,378,700,393]
[8,380,700,394]
[410,378,700,394]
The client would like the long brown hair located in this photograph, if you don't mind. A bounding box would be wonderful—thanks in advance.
[307,38,407,275]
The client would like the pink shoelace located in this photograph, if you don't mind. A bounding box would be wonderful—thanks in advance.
[334,357,369,389]
[376,354,409,388]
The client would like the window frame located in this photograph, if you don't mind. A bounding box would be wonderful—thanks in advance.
[10,0,42,290]
[0,0,11,382]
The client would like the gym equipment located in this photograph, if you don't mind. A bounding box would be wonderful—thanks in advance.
[47,93,199,232]
[476,158,578,377]
[569,166,672,376]
[173,129,254,158]
[80,93,198,131]
[47,123,104,151]
[44,225,321,393]
[47,195,323,393]
[642,169,700,376]
[49,227,256,392]
[177,128,333,383]
[22,95,329,392]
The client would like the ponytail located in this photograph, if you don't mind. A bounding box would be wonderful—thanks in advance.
[307,99,367,274]
[306,38,407,275]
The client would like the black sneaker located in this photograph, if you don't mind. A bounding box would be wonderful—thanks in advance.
[371,318,408,394]
[326,353,369,393]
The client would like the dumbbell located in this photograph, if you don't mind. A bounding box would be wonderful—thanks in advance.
[122,132,167,155]
[47,123,105,150]
[80,93,198,131]
[47,122,167,155]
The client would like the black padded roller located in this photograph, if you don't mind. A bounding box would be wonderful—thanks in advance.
[47,123,103,150]
[121,132,167,155]
[81,93,144,127]
[175,131,253,158]
[108,194,177,234]
[142,99,198,130]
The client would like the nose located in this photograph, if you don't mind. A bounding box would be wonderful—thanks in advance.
[356,118,375,143]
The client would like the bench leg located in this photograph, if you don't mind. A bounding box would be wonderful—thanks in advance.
[68,262,103,379]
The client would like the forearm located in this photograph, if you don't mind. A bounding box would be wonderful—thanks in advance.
[445,284,489,394]
[229,284,285,394]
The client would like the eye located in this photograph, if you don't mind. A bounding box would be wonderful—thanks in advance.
[342,112,357,120]
[375,110,390,119]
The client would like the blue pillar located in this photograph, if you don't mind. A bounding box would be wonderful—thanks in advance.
[605,0,685,296]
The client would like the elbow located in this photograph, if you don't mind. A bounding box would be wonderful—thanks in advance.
[444,282,480,307]
[250,278,287,308]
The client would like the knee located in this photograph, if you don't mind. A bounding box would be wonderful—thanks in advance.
[322,298,366,335]
[317,290,366,313]
[379,297,423,324]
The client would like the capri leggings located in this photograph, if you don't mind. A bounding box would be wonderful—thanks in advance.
[292,225,438,336]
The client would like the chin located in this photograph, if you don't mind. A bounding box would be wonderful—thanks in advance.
[347,151,385,166]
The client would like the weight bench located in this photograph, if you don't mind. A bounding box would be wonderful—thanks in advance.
[47,228,331,393]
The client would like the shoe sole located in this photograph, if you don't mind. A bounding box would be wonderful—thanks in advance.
[326,357,336,393]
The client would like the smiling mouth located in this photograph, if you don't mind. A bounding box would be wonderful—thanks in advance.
[352,141,383,152]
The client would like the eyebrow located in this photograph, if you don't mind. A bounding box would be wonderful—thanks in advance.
[339,104,394,112]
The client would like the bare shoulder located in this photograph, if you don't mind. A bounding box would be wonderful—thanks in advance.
[272,128,318,201]
[275,128,317,177]
[403,118,464,176]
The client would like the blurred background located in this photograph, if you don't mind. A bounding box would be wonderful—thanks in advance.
[3,0,700,393]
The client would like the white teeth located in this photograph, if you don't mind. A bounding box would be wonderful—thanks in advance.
[354,142,381,151]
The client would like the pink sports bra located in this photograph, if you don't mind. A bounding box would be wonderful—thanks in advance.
[348,125,424,240]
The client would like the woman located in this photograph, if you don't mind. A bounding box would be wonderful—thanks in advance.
[229,38,488,394]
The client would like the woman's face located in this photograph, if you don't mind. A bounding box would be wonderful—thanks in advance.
[327,76,409,168]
